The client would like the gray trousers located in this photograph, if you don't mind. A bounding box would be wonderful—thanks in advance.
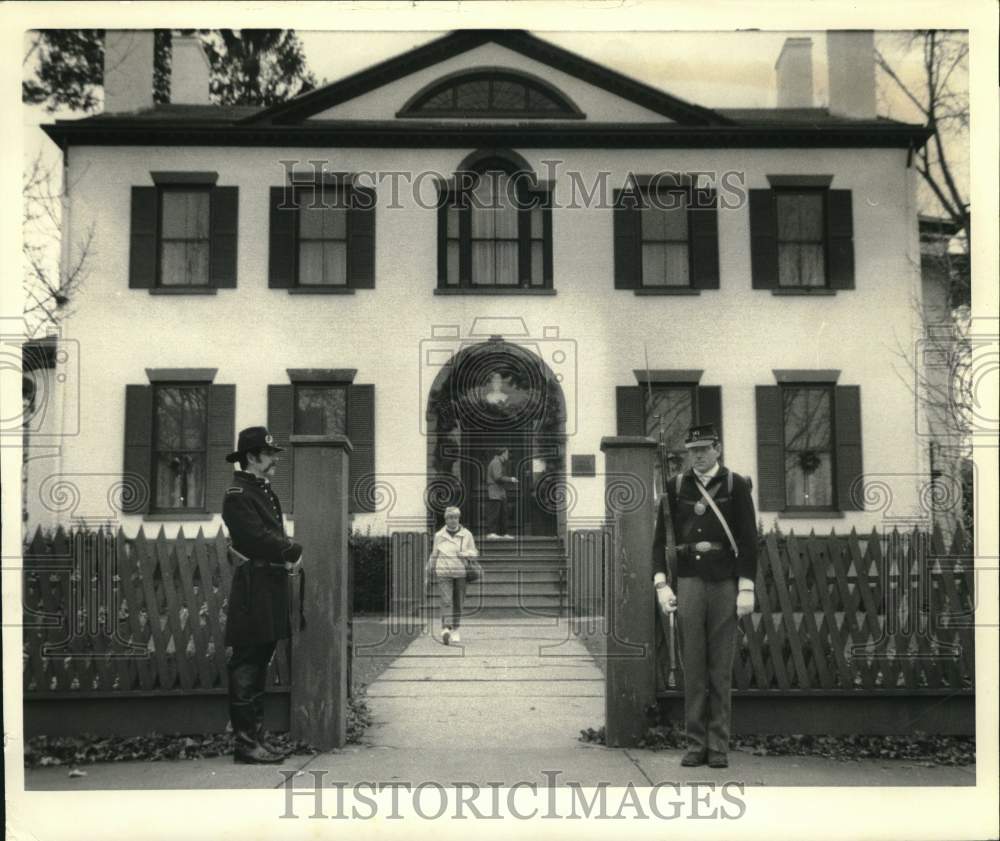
[436,576,467,629]
[676,577,738,753]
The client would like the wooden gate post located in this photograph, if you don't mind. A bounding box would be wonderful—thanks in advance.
[600,435,657,747]
[289,433,352,749]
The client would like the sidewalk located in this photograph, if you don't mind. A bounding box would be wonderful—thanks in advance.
[24,617,976,790]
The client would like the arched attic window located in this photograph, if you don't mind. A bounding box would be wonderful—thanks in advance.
[437,149,554,292]
[399,68,584,119]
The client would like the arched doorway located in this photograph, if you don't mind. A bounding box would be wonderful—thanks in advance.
[425,338,566,537]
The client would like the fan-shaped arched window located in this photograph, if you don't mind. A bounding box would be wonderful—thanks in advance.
[437,150,554,292]
[399,69,583,119]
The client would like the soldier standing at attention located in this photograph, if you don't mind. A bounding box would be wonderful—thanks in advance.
[222,426,303,764]
[651,424,758,769]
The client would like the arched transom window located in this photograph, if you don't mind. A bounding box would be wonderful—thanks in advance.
[400,69,583,119]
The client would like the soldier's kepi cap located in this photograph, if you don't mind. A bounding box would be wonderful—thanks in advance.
[225,426,284,463]
[684,424,720,448]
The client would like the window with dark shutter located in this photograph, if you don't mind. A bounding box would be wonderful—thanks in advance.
[750,183,855,292]
[129,180,238,291]
[268,183,376,291]
[614,182,719,292]
[150,384,209,511]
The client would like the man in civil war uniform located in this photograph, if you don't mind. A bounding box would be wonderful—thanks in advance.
[222,426,303,764]
[651,424,758,769]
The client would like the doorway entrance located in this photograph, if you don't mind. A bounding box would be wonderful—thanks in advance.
[425,339,566,537]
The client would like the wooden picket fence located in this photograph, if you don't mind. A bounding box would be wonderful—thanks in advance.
[21,526,292,697]
[568,525,975,695]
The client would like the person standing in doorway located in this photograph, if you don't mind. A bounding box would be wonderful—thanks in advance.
[651,424,758,769]
[486,447,517,539]
[222,426,303,764]
[426,506,478,644]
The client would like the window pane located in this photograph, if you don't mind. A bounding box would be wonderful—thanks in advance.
[776,194,802,239]
[471,204,494,238]
[455,81,490,110]
[160,241,209,286]
[660,202,688,239]
[494,204,518,239]
[798,193,824,238]
[531,241,544,286]
[664,244,690,286]
[299,202,326,238]
[323,205,347,239]
[323,242,348,286]
[642,243,667,286]
[646,387,694,451]
[161,191,209,238]
[492,80,526,109]
[800,244,825,286]
[778,243,801,287]
[531,206,543,239]
[641,206,667,240]
[785,451,833,507]
[298,242,325,285]
[495,242,518,285]
[784,388,832,450]
[527,87,561,111]
[155,452,205,509]
[156,387,207,449]
[295,386,347,435]
[447,206,460,238]
[447,241,460,285]
[423,89,454,110]
[472,241,495,285]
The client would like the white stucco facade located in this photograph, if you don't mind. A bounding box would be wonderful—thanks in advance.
[29,31,932,539]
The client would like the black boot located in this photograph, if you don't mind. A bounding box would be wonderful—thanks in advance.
[255,725,291,758]
[233,733,283,764]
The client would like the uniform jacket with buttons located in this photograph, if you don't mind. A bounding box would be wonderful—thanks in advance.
[222,470,303,646]
[652,467,758,582]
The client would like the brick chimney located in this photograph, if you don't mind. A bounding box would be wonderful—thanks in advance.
[827,30,877,120]
[775,37,813,108]
[170,35,211,105]
[103,30,154,113]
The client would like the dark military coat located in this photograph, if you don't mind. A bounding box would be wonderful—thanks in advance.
[652,466,758,583]
[222,470,302,646]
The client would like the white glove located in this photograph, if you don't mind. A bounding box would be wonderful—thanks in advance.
[736,589,755,617]
[656,584,677,614]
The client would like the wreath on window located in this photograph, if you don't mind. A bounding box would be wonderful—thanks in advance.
[798,450,822,474]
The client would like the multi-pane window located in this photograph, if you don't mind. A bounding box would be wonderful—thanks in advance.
[470,172,519,287]
[776,191,826,288]
[160,190,210,286]
[640,190,690,288]
[152,385,207,510]
[297,187,348,287]
[404,71,576,117]
[645,386,695,480]
[294,384,348,435]
[783,386,834,507]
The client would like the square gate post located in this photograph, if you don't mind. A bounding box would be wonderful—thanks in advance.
[290,433,352,749]
[600,435,657,747]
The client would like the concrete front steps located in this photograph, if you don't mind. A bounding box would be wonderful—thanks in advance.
[427,535,567,617]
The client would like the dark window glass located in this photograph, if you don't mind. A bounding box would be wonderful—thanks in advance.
[294,385,347,435]
[783,386,834,507]
[410,73,572,115]
[776,191,826,287]
[640,190,690,288]
[153,385,207,509]
[160,190,210,286]
[646,386,695,482]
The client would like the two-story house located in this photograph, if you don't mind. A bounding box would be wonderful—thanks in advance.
[35,29,932,546]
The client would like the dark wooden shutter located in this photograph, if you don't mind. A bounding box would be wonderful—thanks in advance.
[209,187,238,288]
[749,189,778,290]
[269,186,297,288]
[689,187,720,289]
[826,190,855,290]
[613,189,641,289]
[616,386,645,435]
[348,384,376,513]
[348,186,376,288]
[205,384,236,512]
[696,385,723,443]
[542,193,554,284]
[129,187,158,289]
[755,385,785,511]
[123,384,153,513]
[268,384,294,512]
[834,385,863,510]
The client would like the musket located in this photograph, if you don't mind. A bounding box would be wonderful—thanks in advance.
[644,344,681,685]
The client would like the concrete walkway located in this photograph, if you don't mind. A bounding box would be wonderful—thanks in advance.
[24,616,976,790]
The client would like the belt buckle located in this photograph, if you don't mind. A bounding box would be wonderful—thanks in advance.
[694,540,713,553]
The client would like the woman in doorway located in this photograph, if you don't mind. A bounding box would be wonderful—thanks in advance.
[426,506,478,644]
